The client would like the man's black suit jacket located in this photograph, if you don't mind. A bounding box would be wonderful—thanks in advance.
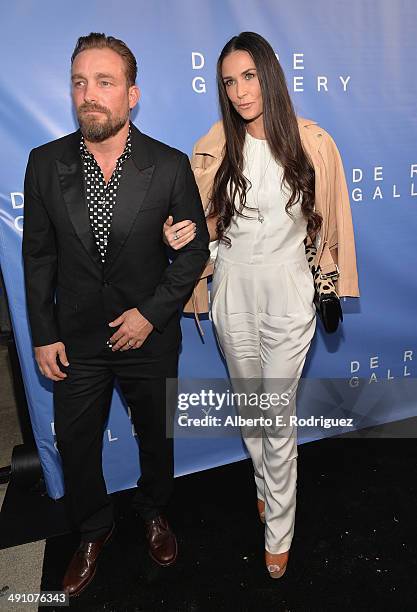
[22,123,210,357]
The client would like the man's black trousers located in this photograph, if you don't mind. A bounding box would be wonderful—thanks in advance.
[53,347,178,541]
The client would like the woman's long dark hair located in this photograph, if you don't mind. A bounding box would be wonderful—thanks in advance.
[210,32,321,245]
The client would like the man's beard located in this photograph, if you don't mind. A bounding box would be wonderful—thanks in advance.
[77,103,129,143]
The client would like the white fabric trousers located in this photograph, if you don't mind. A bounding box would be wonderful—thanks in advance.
[211,255,316,554]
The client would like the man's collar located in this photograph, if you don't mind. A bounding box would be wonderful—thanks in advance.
[128,122,155,170]
[59,122,154,171]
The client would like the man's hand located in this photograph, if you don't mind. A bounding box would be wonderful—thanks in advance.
[34,342,69,381]
[109,308,154,351]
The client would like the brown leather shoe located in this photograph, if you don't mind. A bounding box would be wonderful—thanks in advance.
[62,524,114,597]
[145,515,178,566]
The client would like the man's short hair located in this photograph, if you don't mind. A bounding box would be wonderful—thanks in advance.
[71,33,137,87]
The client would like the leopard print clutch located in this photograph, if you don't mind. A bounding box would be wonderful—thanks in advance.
[304,244,343,333]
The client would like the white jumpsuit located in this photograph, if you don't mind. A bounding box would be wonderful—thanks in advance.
[211,131,316,554]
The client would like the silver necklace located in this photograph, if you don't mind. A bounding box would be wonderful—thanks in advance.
[243,134,271,223]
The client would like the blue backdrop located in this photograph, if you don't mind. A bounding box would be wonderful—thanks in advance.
[0,0,416,499]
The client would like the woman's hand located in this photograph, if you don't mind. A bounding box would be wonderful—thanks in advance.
[163,215,196,250]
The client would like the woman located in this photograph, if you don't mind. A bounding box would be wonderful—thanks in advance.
[165,32,359,578]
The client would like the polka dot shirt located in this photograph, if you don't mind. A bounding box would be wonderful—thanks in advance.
[80,127,132,263]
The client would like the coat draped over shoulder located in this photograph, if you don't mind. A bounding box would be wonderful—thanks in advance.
[184,117,359,317]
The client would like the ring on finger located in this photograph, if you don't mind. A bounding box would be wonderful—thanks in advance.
[174,231,179,240]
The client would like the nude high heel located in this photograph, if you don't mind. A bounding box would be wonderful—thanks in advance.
[265,549,289,579]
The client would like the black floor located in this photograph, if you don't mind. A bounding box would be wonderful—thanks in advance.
[2,435,417,611]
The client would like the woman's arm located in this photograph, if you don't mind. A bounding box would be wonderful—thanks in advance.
[206,214,218,242]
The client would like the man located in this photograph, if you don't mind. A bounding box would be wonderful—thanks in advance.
[22,33,209,597]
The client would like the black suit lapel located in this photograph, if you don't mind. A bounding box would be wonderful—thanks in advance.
[104,125,155,272]
[56,131,102,268]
